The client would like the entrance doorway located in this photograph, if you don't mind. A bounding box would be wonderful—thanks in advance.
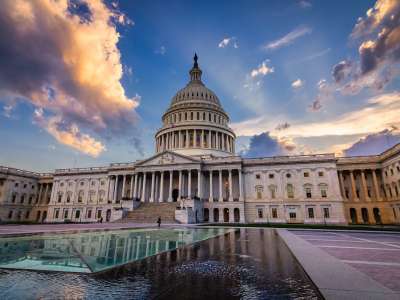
[234,208,240,223]
[223,208,229,222]
[172,189,179,202]
[203,208,209,222]
[213,208,219,222]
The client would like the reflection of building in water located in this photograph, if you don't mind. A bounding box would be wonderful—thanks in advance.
[1,55,400,225]
[0,229,225,272]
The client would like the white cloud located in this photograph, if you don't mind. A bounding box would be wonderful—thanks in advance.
[218,37,238,48]
[232,92,400,138]
[263,26,312,51]
[250,60,274,78]
[291,79,304,89]
[299,1,312,9]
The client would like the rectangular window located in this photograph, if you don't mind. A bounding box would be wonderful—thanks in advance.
[321,189,327,198]
[255,174,261,179]
[87,209,92,219]
[270,188,276,199]
[304,172,309,177]
[269,174,274,179]
[97,210,102,219]
[271,208,278,218]
[55,209,60,219]
[318,171,324,177]
[257,208,263,219]
[306,188,312,198]
[308,207,314,218]
[64,209,69,219]
[323,207,330,218]
[289,212,296,219]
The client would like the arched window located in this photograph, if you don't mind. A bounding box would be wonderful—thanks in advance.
[287,184,294,198]
[203,112,205,120]
[57,192,63,203]
[66,191,72,203]
[190,112,193,120]
[78,190,84,202]
[197,112,199,120]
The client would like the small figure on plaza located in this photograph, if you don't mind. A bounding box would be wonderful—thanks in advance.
[157,216,161,228]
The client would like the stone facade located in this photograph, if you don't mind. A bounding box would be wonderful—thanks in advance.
[0,56,399,225]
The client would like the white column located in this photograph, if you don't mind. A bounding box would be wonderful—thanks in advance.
[216,132,219,150]
[201,130,205,148]
[133,174,138,198]
[228,169,233,201]
[107,177,112,202]
[141,173,147,202]
[186,130,189,148]
[194,130,197,147]
[197,169,201,199]
[179,131,182,148]
[159,171,164,202]
[44,184,49,203]
[360,170,368,201]
[38,183,43,204]
[113,176,119,202]
[188,170,192,199]
[219,170,223,202]
[122,175,126,198]
[239,170,243,201]
[208,130,212,148]
[168,170,173,202]
[372,170,381,201]
[150,172,155,202]
[178,170,182,200]
[209,171,213,202]
[130,174,134,198]
[222,133,226,151]
[350,171,357,201]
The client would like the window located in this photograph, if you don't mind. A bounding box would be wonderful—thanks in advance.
[80,181,84,186]
[55,209,60,219]
[269,174,274,179]
[257,208,264,218]
[190,112,193,120]
[308,207,314,218]
[269,186,276,199]
[69,181,73,186]
[58,192,62,203]
[64,209,69,219]
[367,188,371,198]
[286,173,291,178]
[323,207,330,218]
[321,189,327,198]
[97,210,102,219]
[287,184,294,198]
[356,189,360,198]
[197,112,199,120]
[89,190,96,202]
[60,182,64,187]
[25,211,30,219]
[391,169,394,175]
[87,209,92,219]
[101,180,105,186]
[255,174,261,179]
[345,189,349,199]
[11,193,17,203]
[289,212,296,219]
[99,190,105,202]
[8,210,13,219]
[304,172,309,177]
[318,171,324,177]
[20,194,25,203]
[91,181,95,186]
[271,208,278,218]
[66,192,71,203]
[306,188,312,198]
[23,184,27,188]
[15,182,19,187]
[78,190,84,202]
[75,210,80,219]
[256,186,263,199]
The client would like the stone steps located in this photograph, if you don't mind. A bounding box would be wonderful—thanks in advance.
[118,202,178,223]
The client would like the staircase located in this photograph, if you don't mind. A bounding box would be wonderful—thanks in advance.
[118,202,178,223]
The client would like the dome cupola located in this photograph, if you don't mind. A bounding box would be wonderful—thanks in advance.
[155,54,236,157]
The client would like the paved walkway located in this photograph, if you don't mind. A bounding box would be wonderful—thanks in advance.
[290,230,400,293]
[0,222,183,236]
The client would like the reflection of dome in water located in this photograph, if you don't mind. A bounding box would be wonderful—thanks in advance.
[155,54,236,157]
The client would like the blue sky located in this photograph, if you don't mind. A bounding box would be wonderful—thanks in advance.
[1,0,399,171]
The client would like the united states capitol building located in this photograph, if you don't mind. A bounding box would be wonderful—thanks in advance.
[1,55,400,225]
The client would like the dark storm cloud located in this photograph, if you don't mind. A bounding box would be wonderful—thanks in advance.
[241,132,295,158]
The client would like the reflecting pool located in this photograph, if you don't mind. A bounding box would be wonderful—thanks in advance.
[0,227,229,273]
[0,228,322,299]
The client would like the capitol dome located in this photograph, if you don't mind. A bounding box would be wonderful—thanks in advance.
[155,54,236,157]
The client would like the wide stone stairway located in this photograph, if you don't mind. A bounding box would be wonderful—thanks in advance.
[119,202,178,223]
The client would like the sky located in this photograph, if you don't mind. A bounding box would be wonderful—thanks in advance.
[0,0,400,172]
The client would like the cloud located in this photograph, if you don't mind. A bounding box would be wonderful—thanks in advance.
[240,132,296,158]
[250,60,274,78]
[155,45,166,55]
[232,92,400,138]
[291,79,304,89]
[263,26,312,51]
[218,37,238,49]
[275,122,291,131]
[34,108,105,157]
[343,128,400,156]
[299,1,312,9]
[0,0,139,156]
[312,0,400,110]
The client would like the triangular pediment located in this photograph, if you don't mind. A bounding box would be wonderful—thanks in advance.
[134,151,200,167]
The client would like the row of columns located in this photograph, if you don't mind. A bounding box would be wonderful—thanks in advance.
[156,129,234,153]
[338,169,381,202]
[36,183,52,205]
[111,169,244,203]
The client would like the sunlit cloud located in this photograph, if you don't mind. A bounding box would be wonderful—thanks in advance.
[155,45,167,55]
[250,60,274,78]
[291,79,304,89]
[218,37,239,49]
[263,26,312,51]
[0,0,139,156]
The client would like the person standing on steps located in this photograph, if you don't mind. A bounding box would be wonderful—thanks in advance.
[157,216,161,228]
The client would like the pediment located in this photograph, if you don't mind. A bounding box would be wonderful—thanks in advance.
[135,151,200,167]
